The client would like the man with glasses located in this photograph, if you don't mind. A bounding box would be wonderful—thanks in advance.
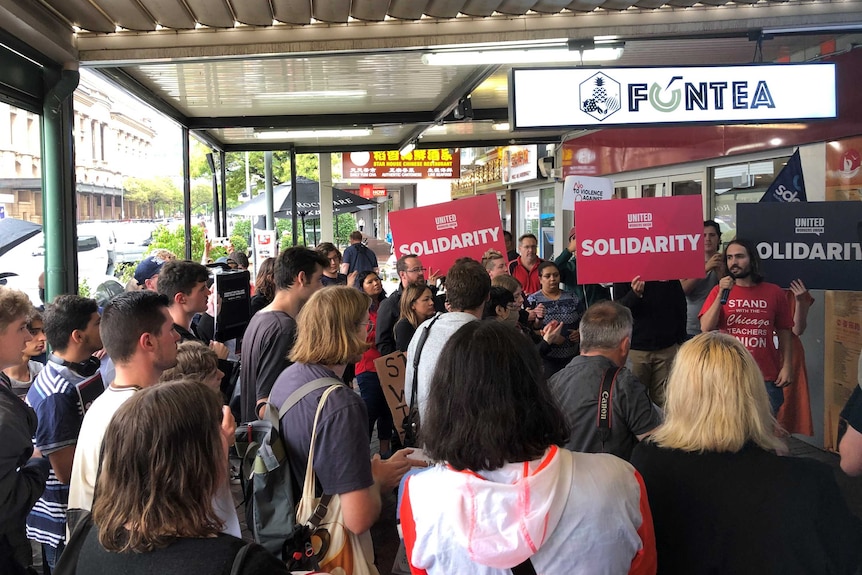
[508,233,543,295]
[376,254,439,356]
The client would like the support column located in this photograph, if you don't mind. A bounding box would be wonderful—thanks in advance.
[264,151,274,231]
[290,149,298,246]
[319,153,333,244]
[182,127,191,260]
[41,65,79,299]
[219,151,228,237]
[207,153,220,238]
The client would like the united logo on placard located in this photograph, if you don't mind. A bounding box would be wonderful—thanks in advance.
[628,212,653,230]
[435,214,458,231]
[580,72,622,121]
[795,217,825,236]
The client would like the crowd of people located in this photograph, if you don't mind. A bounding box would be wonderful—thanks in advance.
[2,224,862,575]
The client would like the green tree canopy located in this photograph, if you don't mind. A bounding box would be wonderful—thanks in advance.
[123,176,182,216]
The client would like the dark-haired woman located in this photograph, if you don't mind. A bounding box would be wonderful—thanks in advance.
[393,283,436,353]
[67,380,287,574]
[483,286,563,360]
[527,261,584,379]
[249,257,275,317]
[353,271,393,457]
[400,321,656,574]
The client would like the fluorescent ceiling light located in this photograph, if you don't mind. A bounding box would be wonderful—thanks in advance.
[492,122,510,131]
[254,90,367,100]
[423,124,449,135]
[422,46,623,66]
[255,128,372,140]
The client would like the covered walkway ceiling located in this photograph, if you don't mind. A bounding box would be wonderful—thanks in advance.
[5,0,862,153]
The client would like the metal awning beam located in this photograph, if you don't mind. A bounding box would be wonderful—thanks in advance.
[187,107,508,130]
[397,64,500,152]
[221,134,560,154]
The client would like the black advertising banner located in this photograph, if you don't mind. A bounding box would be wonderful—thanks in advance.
[737,202,862,291]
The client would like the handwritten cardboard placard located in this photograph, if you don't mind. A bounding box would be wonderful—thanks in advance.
[374,351,408,443]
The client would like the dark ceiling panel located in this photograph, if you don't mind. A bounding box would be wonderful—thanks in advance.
[231,0,275,26]
[272,0,312,24]
[350,0,390,21]
[137,0,196,28]
[462,0,504,16]
[388,0,428,20]
[44,0,116,33]
[566,0,604,11]
[313,0,351,22]
[633,0,667,8]
[97,0,157,30]
[600,0,638,10]
[498,1,538,14]
[426,0,468,18]
[185,0,234,27]
[532,0,572,12]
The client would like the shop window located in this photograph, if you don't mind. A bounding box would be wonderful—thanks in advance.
[672,179,703,196]
[614,185,635,199]
[540,187,556,258]
[712,156,789,242]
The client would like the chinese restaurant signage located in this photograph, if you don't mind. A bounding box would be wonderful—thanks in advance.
[343,149,459,179]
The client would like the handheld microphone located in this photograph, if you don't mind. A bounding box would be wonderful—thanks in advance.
[719,274,735,306]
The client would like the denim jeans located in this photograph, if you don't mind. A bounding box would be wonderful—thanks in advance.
[765,380,785,415]
[42,542,64,575]
[356,371,394,442]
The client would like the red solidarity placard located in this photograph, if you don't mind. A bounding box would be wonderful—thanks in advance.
[574,195,704,283]
[389,194,506,276]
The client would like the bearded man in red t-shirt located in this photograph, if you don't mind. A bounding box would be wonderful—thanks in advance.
[700,239,793,414]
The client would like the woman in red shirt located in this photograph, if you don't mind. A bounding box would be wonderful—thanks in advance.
[353,271,393,457]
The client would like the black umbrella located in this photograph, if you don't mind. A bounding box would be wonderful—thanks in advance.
[228,176,375,217]
[0,217,42,257]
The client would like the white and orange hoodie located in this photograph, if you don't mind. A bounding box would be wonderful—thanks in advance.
[400,446,656,575]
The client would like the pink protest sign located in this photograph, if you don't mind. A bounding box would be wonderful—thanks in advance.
[574,195,703,283]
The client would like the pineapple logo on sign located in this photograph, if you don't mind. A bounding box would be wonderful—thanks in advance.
[580,72,621,121]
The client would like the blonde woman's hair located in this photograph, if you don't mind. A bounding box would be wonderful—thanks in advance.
[160,340,219,387]
[0,287,33,332]
[650,332,784,453]
[481,249,504,271]
[290,286,371,365]
[491,274,521,294]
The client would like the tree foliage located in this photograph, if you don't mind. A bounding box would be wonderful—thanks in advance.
[221,152,344,205]
[147,223,205,262]
[191,183,214,216]
[123,177,182,217]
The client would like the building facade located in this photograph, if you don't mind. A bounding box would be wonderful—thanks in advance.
[0,73,156,223]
